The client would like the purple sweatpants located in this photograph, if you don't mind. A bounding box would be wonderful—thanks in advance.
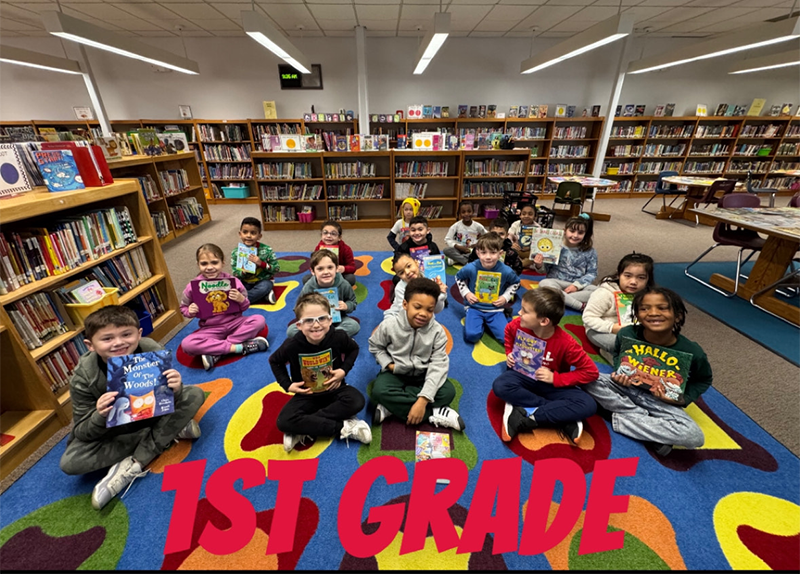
[182,314,266,356]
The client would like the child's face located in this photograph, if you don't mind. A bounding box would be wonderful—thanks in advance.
[393,256,420,282]
[519,207,535,225]
[311,256,337,287]
[402,203,415,221]
[619,264,649,294]
[564,225,586,248]
[518,300,547,331]
[476,248,501,269]
[198,250,223,279]
[490,227,508,240]
[403,292,437,329]
[321,225,340,245]
[459,204,474,223]
[409,223,429,244]
[86,324,143,362]
[239,224,262,247]
[296,303,332,344]
[636,293,676,337]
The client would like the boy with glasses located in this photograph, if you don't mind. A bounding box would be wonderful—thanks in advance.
[269,292,371,452]
[303,220,357,286]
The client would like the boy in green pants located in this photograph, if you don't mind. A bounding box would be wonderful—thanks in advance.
[368,278,465,430]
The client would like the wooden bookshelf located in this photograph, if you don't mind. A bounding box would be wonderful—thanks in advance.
[0,180,183,479]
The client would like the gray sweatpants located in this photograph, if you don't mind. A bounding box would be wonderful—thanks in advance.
[443,247,470,266]
[537,278,597,311]
[286,316,360,339]
[586,329,617,354]
[60,385,205,475]
[584,374,704,448]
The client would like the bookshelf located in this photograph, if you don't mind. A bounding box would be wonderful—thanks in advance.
[393,150,462,225]
[250,119,303,152]
[253,151,326,229]
[0,180,182,480]
[462,149,530,223]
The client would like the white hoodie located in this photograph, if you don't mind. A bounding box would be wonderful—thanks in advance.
[582,281,633,334]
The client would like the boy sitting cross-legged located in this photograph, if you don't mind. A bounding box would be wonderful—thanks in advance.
[60,306,205,510]
[230,216,280,304]
[368,278,465,431]
[493,287,598,443]
[269,293,372,452]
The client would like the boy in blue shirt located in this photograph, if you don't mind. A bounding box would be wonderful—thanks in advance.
[456,232,520,343]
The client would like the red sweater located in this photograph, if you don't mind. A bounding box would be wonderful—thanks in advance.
[504,317,599,388]
[314,240,356,275]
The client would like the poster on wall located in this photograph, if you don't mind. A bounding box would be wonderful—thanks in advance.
[178,105,193,119]
[73,106,93,120]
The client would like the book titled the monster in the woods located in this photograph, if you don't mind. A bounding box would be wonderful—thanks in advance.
[106,350,174,427]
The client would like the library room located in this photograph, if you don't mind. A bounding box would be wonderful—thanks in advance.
[0,1,798,570]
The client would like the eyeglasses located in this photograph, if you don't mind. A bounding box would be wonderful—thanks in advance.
[297,314,332,327]
[321,230,340,237]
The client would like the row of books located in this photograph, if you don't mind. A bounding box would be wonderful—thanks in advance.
[547,163,588,175]
[325,162,377,178]
[395,161,449,177]
[131,286,166,320]
[327,183,384,200]
[638,161,683,174]
[549,145,591,158]
[38,337,89,393]
[158,168,191,195]
[208,164,253,179]
[416,205,444,219]
[734,144,773,156]
[263,205,299,222]
[462,181,523,198]
[152,211,170,238]
[203,143,252,161]
[464,159,526,176]
[604,162,636,174]
[774,161,799,170]
[197,124,246,142]
[0,206,138,293]
[260,183,324,201]
[169,198,204,229]
[683,161,724,173]
[328,205,358,221]
[7,291,73,350]
[506,126,547,140]
[253,123,302,149]
[695,124,740,138]
[255,162,314,179]
[644,144,686,157]
[740,124,783,138]
[787,126,800,137]
[394,182,428,199]
[609,145,644,157]
[617,180,632,192]
[611,125,647,138]
[529,164,545,175]
[552,126,588,140]
[777,143,800,155]
[764,177,799,189]
[649,125,694,139]
[54,246,152,297]
[690,144,730,156]
[729,161,768,173]
[137,174,160,203]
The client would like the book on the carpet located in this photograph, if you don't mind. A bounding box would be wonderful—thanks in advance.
[614,291,634,326]
[106,350,174,428]
[416,430,451,484]
[422,254,446,285]
[475,270,501,303]
[190,278,242,319]
[299,348,334,393]
[615,337,693,404]
[315,287,341,323]
[529,228,564,265]
[235,243,257,274]
[408,245,430,270]
[511,329,547,378]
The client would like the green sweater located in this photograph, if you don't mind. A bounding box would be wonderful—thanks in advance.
[230,242,279,283]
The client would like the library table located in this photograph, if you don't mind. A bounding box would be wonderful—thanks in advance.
[773,170,800,177]
[687,206,800,326]
[546,176,618,222]
[659,176,743,225]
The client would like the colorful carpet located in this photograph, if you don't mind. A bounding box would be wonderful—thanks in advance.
[1,252,798,570]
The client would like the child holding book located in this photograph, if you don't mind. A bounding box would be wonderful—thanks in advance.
[230,217,280,305]
[369,278,465,430]
[385,252,447,318]
[468,217,523,275]
[303,221,356,286]
[444,202,487,266]
[394,215,442,286]
[533,214,598,311]
[60,306,205,510]
[270,292,372,452]
[387,197,421,250]
[583,253,655,361]
[508,204,540,270]
[494,288,599,443]
[456,233,520,343]
[288,249,359,338]
[180,243,268,371]
[584,286,710,456]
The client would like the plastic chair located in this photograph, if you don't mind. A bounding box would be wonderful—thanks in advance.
[552,181,583,212]
[685,179,737,226]
[789,194,800,208]
[684,193,765,297]
[641,170,684,216]
[746,171,779,207]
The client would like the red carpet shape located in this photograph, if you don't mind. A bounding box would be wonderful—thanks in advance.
[0,526,105,571]
[378,280,393,311]
[738,526,800,571]
[241,387,315,453]
[176,325,269,369]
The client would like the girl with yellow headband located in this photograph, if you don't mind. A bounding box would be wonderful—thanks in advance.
[387,197,420,250]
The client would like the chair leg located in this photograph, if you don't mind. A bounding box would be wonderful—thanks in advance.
[641,194,660,215]
[684,243,739,298]
[749,268,800,328]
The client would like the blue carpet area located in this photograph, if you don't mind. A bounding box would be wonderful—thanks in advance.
[654,261,800,367]
[1,252,798,570]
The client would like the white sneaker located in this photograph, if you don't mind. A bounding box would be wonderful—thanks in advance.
[176,420,201,440]
[283,433,308,452]
[91,456,148,510]
[267,290,277,304]
[373,403,392,425]
[445,257,455,266]
[201,354,220,371]
[428,406,465,431]
[340,418,372,447]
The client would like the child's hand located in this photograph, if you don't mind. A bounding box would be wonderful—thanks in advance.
[386,362,395,372]
[512,242,522,251]
[247,254,264,267]
[465,292,479,305]
[456,244,470,254]
[187,303,199,316]
[288,381,313,395]
[435,277,447,293]
[164,369,182,394]
[229,289,246,303]
[337,265,345,274]
[96,391,119,418]
[407,397,428,425]
[337,300,348,311]
[506,354,516,368]
[532,253,544,266]
[323,368,346,390]
[535,367,554,384]
[564,285,578,294]
[493,296,507,307]
[611,324,622,334]
[611,372,633,387]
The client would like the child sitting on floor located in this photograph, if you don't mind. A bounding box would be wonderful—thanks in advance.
[230,216,280,304]
[385,252,447,318]
[444,202,486,266]
[387,197,420,250]
[468,217,523,275]
[508,204,540,270]
[304,220,356,286]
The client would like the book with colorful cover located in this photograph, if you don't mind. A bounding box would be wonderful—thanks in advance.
[415,430,451,462]
[106,350,174,428]
[518,225,535,249]
[408,245,430,270]
[529,228,564,265]
[322,245,339,260]
[299,348,334,393]
[70,279,105,304]
[422,254,446,285]
[33,149,85,192]
[190,278,242,319]
[0,144,33,197]
[614,291,634,326]
[475,270,501,303]
[235,243,257,273]
[315,287,341,323]
[615,337,693,403]
[511,329,547,379]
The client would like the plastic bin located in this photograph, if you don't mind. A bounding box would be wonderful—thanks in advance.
[298,207,316,223]
[483,208,500,219]
[65,287,120,326]
[134,308,154,336]
[221,186,250,199]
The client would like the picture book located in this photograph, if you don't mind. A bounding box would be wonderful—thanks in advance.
[734,105,747,116]
[299,348,334,393]
[190,278,242,319]
[487,105,497,118]
[634,104,645,117]
[422,254,446,285]
[664,103,675,117]
[725,104,736,117]
[106,350,174,428]
[516,105,527,118]
[33,149,85,192]
[335,136,348,152]
[408,245,431,270]
[614,291,634,326]
[696,104,708,117]
[529,228,564,265]
[433,106,442,118]
[555,104,567,118]
[518,224,535,249]
[235,243,257,274]
[136,128,162,156]
[615,337,694,403]
[463,133,475,150]
[0,144,33,197]
[441,106,450,118]
[478,105,487,119]
[508,105,519,118]
[323,245,339,260]
[315,287,341,323]
[747,98,766,116]
[423,105,433,119]
[582,108,588,117]
[769,104,781,117]
[469,106,478,118]
[396,134,408,150]
[654,105,665,117]
[475,133,490,150]
[416,431,450,462]
[567,105,576,118]
[70,279,105,304]
[529,105,539,119]
[591,105,601,117]
[348,135,361,153]
[537,105,548,118]
[377,135,389,151]
[623,104,635,117]
[280,134,302,152]
[781,103,794,116]
[458,105,468,118]
[408,105,422,119]
[615,105,622,117]
[263,100,277,119]
[511,329,547,379]
[475,270,501,303]
[714,103,728,116]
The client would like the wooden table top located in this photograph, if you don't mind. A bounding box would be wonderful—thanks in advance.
[663,176,730,187]
[547,176,617,187]
[689,206,800,242]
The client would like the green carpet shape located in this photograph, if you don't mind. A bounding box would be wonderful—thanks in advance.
[570,527,669,570]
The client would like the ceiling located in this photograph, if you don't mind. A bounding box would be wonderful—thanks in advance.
[0,0,796,39]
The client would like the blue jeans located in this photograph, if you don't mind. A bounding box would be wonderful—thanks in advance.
[493,370,596,425]
[464,307,507,343]
[243,279,273,304]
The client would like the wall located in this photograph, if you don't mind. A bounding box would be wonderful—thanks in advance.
[1,35,797,121]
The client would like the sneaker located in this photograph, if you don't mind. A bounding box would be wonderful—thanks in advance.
[503,307,513,319]
[373,403,392,425]
[283,433,308,452]
[267,290,277,305]
[176,420,201,440]
[91,456,148,510]
[560,421,584,443]
[445,257,455,266]
[340,418,372,447]
[501,403,529,442]
[428,406,465,431]
[598,348,614,364]
[596,404,614,423]
[650,442,673,457]
[201,354,220,371]
[242,337,269,355]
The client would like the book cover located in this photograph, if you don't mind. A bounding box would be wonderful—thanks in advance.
[441,106,450,118]
[747,98,766,116]
[478,105,487,118]
[622,104,634,117]
[781,103,793,116]
[529,105,539,118]
[299,348,334,393]
[582,108,588,117]
[769,104,781,116]
[509,105,519,118]
[458,105,468,118]
[615,336,694,403]
[377,135,389,151]
[529,228,564,265]
[236,243,257,273]
[263,100,278,119]
[0,144,33,197]
[714,103,728,116]
[537,105,548,118]
[190,278,242,319]
[555,104,567,118]
[696,104,708,117]
[664,103,675,117]
[315,287,341,323]
[348,135,361,152]
[422,105,433,119]
[518,224,535,249]
[475,270,501,303]
[615,105,622,117]
[475,133,490,150]
[71,279,105,304]
[396,134,408,150]
[518,105,528,118]
[433,106,442,119]
[464,133,475,150]
[415,430,450,462]
[511,329,547,379]
[567,105,576,118]
[614,291,634,326]
[725,104,736,117]
[447,134,460,151]
[335,135,348,152]
[422,254,446,285]
[409,245,431,270]
[592,105,601,117]
[654,105,665,117]
[487,105,497,118]
[734,104,747,116]
[136,128,162,156]
[469,105,478,118]
[106,350,174,428]
[634,105,645,117]
[33,149,85,192]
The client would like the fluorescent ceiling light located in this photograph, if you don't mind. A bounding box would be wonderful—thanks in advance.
[242,10,311,74]
[41,11,199,75]
[628,17,800,74]
[729,48,800,73]
[0,44,83,75]
[520,14,633,74]
[414,12,450,75]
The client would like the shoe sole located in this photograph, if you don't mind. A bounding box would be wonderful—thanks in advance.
[572,421,583,443]
[501,403,514,442]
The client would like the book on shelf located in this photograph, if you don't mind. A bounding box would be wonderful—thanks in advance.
[634,105,645,117]
[40,141,113,187]
[509,105,519,118]
[422,254,446,285]
[555,104,568,118]
[664,104,675,117]
[615,336,693,404]
[696,104,708,117]
[511,329,547,379]
[299,348,334,393]
[592,105,601,117]
[190,278,242,319]
[7,291,75,348]
[37,337,89,392]
[724,104,736,117]
[469,106,478,118]
[33,149,85,192]
[769,105,781,117]
[529,228,564,265]
[0,143,33,197]
[653,105,665,117]
[263,101,278,119]
[714,103,727,117]
[478,105,487,119]
[615,105,622,117]
[475,270,501,303]
[415,430,451,483]
[622,105,634,117]
[235,243,257,274]
[487,105,497,118]
[538,105,548,118]
[747,98,766,116]
[106,350,175,428]
[423,105,433,119]
[433,106,442,119]
[69,279,105,304]
[518,105,528,119]
[567,105,576,118]
[458,105,468,118]
[315,287,342,323]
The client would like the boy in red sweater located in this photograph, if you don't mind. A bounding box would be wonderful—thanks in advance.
[303,220,357,286]
[493,287,598,443]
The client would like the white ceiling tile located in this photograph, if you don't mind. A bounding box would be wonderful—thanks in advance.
[592,0,643,5]
[449,0,499,5]
[537,30,574,36]
[356,4,400,19]
[114,30,140,36]
[548,19,596,31]
[115,4,184,21]
[682,0,741,5]
[449,29,470,35]
[398,18,434,29]
[511,5,583,30]
[325,29,356,35]
[623,6,674,21]
[570,5,622,20]
[448,4,493,26]
[190,18,241,30]
[0,30,25,35]
[0,18,42,30]
[484,5,537,19]
[398,5,438,18]
[158,3,223,18]
[700,8,788,31]
[636,6,714,28]
[55,0,106,3]
[730,0,786,5]
[284,29,324,35]
[0,6,43,26]
[469,30,504,35]
[180,29,214,35]
[365,29,396,35]
[135,30,179,36]
[5,2,60,15]
[403,0,441,4]
[157,18,204,30]
[59,7,127,28]
[309,4,355,19]
[212,29,246,34]
[497,0,547,4]
[103,17,168,30]
[213,3,257,20]
[358,18,397,29]
[540,0,596,5]
[659,7,756,31]
[352,0,401,4]
[474,20,518,31]
[634,0,689,5]
[62,3,136,19]
[315,17,357,29]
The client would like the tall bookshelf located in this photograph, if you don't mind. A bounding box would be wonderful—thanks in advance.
[253,151,326,229]
[462,149,530,223]
[196,120,256,203]
[393,150,461,224]
[0,180,183,479]
[250,119,303,152]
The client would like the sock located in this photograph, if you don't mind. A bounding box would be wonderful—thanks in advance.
[232,344,244,354]
[523,407,538,418]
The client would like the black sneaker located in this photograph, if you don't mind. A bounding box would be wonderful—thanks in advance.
[649,442,673,457]
[560,421,584,444]
[595,404,614,423]
[503,307,513,319]
[242,337,269,355]
[201,354,220,371]
[501,403,530,442]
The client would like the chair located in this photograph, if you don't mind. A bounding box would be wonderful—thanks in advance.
[750,267,800,327]
[745,171,779,207]
[684,179,737,226]
[684,193,765,297]
[790,194,800,208]
[552,181,583,213]
[641,170,684,216]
